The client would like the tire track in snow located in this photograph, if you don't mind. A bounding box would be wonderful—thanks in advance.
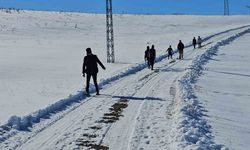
[127,32,226,149]
[75,69,162,149]
[103,38,215,149]
[129,74,169,150]
[128,45,203,150]
[17,64,163,150]
[5,77,136,149]
[110,26,250,150]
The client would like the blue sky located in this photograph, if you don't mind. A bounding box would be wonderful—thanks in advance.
[0,0,250,15]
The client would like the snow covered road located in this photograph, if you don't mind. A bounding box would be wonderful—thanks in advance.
[0,25,249,149]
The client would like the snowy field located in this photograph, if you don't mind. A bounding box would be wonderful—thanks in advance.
[195,33,250,149]
[0,9,250,149]
[1,10,250,125]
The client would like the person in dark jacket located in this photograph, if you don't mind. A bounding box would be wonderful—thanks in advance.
[82,48,106,95]
[166,45,173,59]
[197,36,202,48]
[144,46,150,69]
[149,45,156,70]
[192,37,197,49]
[177,40,184,59]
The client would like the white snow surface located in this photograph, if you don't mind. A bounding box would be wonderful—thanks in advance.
[173,28,250,150]
[0,9,250,149]
[195,32,250,150]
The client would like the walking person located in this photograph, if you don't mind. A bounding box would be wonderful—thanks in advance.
[149,45,156,70]
[197,36,202,48]
[192,37,197,49]
[82,48,106,95]
[166,45,173,59]
[144,46,150,69]
[177,40,184,59]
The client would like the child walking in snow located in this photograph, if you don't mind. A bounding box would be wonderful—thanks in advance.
[167,45,173,59]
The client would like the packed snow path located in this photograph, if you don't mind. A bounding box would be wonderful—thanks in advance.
[1,26,250,150]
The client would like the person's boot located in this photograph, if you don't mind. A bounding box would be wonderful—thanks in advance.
[85,89,90,96]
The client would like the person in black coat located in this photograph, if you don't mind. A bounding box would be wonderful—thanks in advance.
[144,46,150,69]
[82,48,106,95]
[167,45,173,59]
[149,45,156,70]
[192,37,197,49]
[177,40,184,59]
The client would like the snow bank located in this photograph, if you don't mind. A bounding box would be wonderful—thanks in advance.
[173,27,250,149]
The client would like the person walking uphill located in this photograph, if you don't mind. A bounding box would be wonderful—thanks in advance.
[144,46,150,69]
[167,45,173,59]
[149,45,156,70]
[197,36,202,48]
[82,48,106,95]
[177,40,184,59]
[192,37,197,49]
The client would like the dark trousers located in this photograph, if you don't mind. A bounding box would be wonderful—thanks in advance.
[168,53,172,59]
[179,50,183,59]
[198,43,201,48]
[86,73,99,94]
[147,60,150,68]
[150,59,155,70]
[146,58,150,69]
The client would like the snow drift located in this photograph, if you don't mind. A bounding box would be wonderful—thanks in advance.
[173,27,250,149]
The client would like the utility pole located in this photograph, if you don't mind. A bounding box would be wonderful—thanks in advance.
[106,0,115,63]
[224,0,229,16]
[247,6,250,15]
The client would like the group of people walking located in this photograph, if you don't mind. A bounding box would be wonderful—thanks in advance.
[145,36,203,67]
[165,41,183,60]
[82,36,202,95]
[192,36,202,49]
[144,45,156,70]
